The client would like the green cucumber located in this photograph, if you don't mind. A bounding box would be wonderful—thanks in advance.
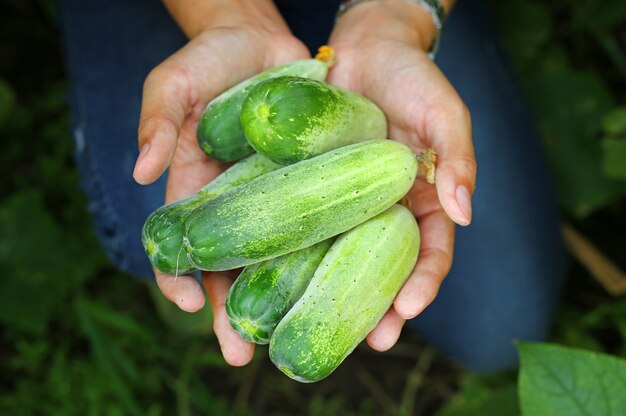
[240,76,387,165]
[269,204,420,383]
[183,140,417,271]
[197,59,331,162]
[142,153,281,275]
[225,239,333,344]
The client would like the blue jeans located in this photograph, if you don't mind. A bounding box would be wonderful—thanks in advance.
[57,0,566,372]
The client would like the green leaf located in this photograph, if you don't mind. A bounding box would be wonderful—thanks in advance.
[0,192,102,333]
[602,107,626,136]
[536,43,571,75]
[552,306,604,354]
[581,297,626,357]
[437,375,519,416]
[518,342,626,416]
[493,0,551,68]
[75,296,142,415]
[525,70,623,216]
[77,296,156,342]
[585,0,626,30]
[602,138,626,182]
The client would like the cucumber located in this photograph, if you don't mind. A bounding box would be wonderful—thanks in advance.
[142,153,281,275]
[197,59,331,162]
[269,204,420,383]
[183,140,417,271]
[225,239,333,344]
[240,76,387,165]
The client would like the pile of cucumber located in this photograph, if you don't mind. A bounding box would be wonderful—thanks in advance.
[142,47,435,383]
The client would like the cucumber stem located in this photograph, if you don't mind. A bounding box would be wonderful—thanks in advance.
[315,45,335,67]
[399,195,413,211]
[416,148,437,184]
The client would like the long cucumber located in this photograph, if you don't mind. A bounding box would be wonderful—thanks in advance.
[142,154,281,275]
[182,140,418,271]
[269,204,420,383]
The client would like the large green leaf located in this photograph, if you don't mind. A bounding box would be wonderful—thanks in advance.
[518,342,626,416]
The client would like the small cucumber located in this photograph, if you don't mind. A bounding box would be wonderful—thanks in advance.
[225,239,333,344]
[142,153,281,275]
[197,59,331,162]
[183,140,417,271]
[269,204,420,383]
[240,76,387,165]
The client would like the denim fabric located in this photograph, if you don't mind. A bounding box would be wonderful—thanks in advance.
[275,0,340,55]
[56,0,566,372]
[410,0,567,372]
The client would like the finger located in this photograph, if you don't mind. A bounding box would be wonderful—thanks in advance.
[154,269,206,313]
[165,161,223,204]
[394,208,455,319]
[426,99,476,226]
[349,43,476,226]
[203,271,255,366]
[134,30,276,186]
[161,77,229,204]
[134,62,190,185]
[366,308,406,352]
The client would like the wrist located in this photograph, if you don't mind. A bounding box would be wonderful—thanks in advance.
[332,0,451,53]
[163,0,291,39]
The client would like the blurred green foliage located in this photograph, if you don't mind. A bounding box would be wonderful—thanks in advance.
[437,375,519,416]
[1,0,625,414]
[494,0,626,218]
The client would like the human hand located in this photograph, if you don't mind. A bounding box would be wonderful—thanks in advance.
[327,0,476,351]
[133,0,309,365]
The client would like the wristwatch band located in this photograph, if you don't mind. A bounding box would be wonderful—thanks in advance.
[337,0,446,60]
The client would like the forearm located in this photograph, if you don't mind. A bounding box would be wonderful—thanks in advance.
[332,0,456,52]
[162,0,290,38]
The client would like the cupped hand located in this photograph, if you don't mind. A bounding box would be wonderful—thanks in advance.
[328,1,476,351]
[133,19,309,366]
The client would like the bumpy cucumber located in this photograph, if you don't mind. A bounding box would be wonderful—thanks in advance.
[142,154,281,275]
[183,140,417,271]
[240,76,387,165]
[197,59,331,162]
[225,239,333,344]
[269,204,420,383]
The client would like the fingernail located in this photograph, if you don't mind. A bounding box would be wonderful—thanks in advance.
[133,143,150,183]
[455,185,472,226]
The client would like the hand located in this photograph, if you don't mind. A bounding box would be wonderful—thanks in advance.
[133,2,309,366]
[328,0,476,351]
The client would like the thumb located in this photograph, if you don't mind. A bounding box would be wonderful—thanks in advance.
[427,100,476,226]
[133,29,275,185]
[134,63,189,185]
